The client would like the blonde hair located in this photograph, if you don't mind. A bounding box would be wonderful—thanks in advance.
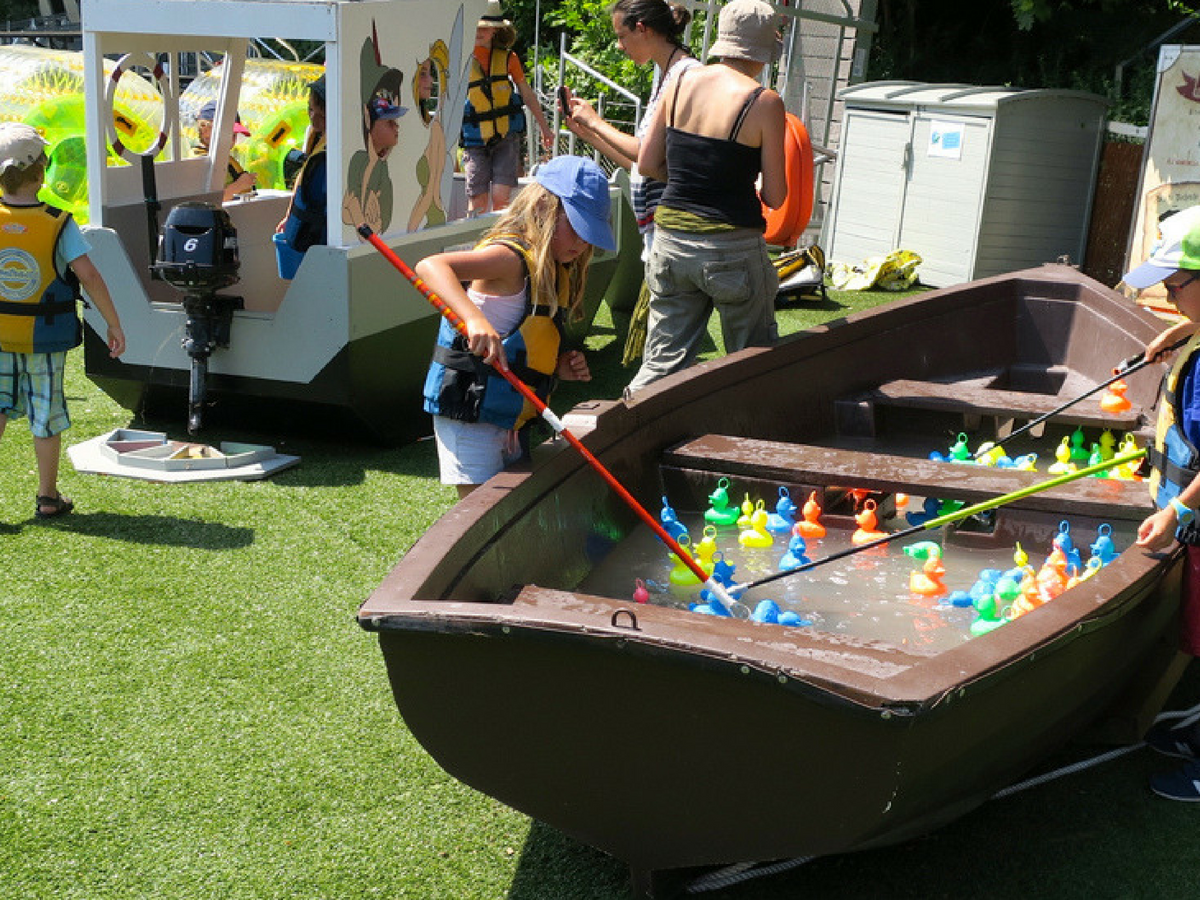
[487,182,592,322]
[0,155,46,195]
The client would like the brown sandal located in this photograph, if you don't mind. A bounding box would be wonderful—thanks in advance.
[35,493,74,519]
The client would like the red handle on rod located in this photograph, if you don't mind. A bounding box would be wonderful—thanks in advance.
[358,225,714,588]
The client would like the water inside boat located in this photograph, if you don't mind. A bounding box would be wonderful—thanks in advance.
[579,506,1140,654]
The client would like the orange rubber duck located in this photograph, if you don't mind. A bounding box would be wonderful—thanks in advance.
[909,553,947,597]
[852,499,889,545]
[1100,378,1132,414]
[795,490,827,539]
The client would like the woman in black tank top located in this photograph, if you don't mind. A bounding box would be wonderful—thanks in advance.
[626,0,788,394]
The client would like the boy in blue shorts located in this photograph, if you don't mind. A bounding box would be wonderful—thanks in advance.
[0,122,126,519]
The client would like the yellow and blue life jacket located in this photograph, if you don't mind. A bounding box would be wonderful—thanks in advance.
[423,234,565,430]
[0,202,82,354]
[461,49,525,149]
[1149,332,1200,511]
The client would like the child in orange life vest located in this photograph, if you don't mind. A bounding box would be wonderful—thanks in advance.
[461,0,555,216]
[419,156,616,498]
[1126,206,1200,799]
[0,123,126,519]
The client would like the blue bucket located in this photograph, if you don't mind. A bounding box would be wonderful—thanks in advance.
[273,232,304,280]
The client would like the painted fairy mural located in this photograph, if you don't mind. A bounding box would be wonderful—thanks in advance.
[342,22,407,235]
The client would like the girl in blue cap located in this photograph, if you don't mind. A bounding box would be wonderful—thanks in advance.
[419,155,616,497]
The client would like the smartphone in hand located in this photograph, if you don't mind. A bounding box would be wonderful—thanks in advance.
[558,86,572,118]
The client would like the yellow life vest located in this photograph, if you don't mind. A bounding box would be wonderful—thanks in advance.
[0,202,81,354]
[462,49,524,148]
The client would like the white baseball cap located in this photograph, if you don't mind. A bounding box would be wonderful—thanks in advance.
[0,122,48,175]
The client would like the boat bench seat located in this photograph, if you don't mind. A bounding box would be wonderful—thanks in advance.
[838,378,1143,439]
[661,434,1152,522]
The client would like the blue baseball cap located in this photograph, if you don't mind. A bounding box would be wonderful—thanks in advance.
[369,96,408,121]
[535,155,616,252]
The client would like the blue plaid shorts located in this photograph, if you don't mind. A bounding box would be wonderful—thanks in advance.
[0,350,71,438]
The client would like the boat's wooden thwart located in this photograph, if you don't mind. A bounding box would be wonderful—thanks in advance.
[359,266,1184,898]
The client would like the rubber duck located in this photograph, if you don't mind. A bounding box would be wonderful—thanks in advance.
[894,492,910,509]
[969,568,1003,601]
[779,534,810,571]
[1088,523,1118,566]
[704,477,741,527]
[975,441,1008,467]
[1035,558,1067,602]
[993,574,1025,620]
[668,534,703,586]
[778,610,812,627]
[795,490,826,539]
[1067,556,1104,589]
[971,585,1008,635]
[736,494,756,530]
[752,599,781,624]
[1051,521,1083,573]
[1100,378,1132,413]
[766,487,798,534]
[852,499,888,545]
[1069,426,1090,462]
[909,553,947,597]
[1115,434,1143,480]
[694,525,719,574]
[1048,436,1077,475]
[906,496,940,527]
[944,590,974,608]
[633,579,650,604]
[903,540,942,561]
[1086,443,1107,477]
[1098,429,1117,461]
[948,432,972,463]
[711,553,738,588]
[739,505,774,548]
[659,495,688,543]
[1013,452,1038,472]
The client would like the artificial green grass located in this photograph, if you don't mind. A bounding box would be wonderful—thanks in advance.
[4,289,1199,899]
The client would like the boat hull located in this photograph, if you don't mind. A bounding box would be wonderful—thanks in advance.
[359,266,1184,878]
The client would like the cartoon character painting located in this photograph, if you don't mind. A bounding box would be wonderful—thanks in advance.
[407,39,450,231]
[342,21,407,235]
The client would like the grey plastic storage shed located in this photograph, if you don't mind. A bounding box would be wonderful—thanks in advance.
[825,82,1107,288]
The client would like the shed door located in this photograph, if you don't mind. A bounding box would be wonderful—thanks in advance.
[827,109,914,264]
[897,113,992,287]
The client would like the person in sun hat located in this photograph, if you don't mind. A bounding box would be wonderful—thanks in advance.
[193,100,257,201]
[1126,205,1200,800]
[625,0,787,394]
[461,0,555,216]
[0,121,126,520]
[419,155,614,497]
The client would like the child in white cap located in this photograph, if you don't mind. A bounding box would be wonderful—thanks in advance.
[0,122,126,519]
[418,155,615,497]
[1125,205,1200,799]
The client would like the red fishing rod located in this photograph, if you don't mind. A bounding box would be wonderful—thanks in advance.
[358,224,738,608]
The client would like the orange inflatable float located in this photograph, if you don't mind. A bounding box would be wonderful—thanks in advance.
[761,112,814,248]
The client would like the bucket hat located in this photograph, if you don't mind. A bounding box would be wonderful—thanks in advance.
[709,0,783,65]
[535,156,616,252]
[1124,205,1200,289]
[0,122,48,174]
[478,0,512,28]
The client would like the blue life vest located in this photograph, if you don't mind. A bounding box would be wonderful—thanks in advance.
[281,135,327,253]
[0,202,82,354]
[423,235,564,430]
[1149,333,1200,511]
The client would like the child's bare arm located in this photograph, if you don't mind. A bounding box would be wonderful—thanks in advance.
[69,254,126,357]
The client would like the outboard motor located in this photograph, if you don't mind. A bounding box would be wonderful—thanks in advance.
[151,202,243,433]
